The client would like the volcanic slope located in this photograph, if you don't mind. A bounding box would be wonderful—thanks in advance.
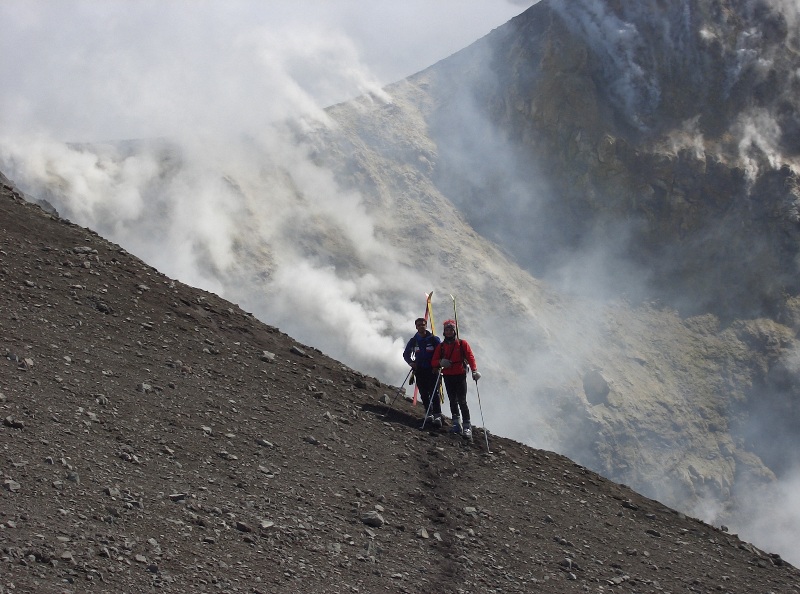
[1,183,799,593]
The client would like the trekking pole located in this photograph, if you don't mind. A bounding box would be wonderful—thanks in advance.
[420,369,443,429]
[474,378,491,453]
[385,368,413,415]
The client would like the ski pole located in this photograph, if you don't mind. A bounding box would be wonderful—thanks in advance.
[421,369,443,429]
[385,368,413,415]
[474,378,491,453]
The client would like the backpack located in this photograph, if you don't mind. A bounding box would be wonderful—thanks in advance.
[440,339,465,367]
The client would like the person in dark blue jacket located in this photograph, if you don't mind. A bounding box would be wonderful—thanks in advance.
[403,317,442,428]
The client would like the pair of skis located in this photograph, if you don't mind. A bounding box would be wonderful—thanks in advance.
[385,290,440,414]
[414,291,491,453]
[411,290,444,406]
[410,291,430,405]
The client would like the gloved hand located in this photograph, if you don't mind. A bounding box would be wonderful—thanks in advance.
[440,359,451,369]
[472,370,481,381]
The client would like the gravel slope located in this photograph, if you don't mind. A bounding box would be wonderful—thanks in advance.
[2,182,799,593]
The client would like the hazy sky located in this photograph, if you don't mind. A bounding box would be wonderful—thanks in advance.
[0,0,535,142]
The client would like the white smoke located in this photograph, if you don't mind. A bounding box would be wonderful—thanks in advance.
[664,116,706,158]
[550,0,800,140]
[549,0,670,128]
[734,108,785,179]
[6,0,800,569]
[0,0,542,380]
[0,128,429,380]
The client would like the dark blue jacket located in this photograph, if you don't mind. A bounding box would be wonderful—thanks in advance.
[403,331,441,370]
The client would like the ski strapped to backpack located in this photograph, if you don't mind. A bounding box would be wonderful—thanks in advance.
[450,294,460,339]
[412,291,435,406]
[430,296,445,405]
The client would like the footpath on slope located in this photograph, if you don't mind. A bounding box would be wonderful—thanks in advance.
[1,177,799,593]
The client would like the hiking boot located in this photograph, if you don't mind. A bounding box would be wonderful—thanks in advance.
[449,423,462,435]
[462,422,472,440]
[433,415,443,429]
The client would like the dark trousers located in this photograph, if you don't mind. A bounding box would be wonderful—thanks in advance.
[443,373,470,424]
[415,367,442,416]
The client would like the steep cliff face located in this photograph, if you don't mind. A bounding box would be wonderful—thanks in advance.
[437,0,800,320]
[309,0,800,536]
[480,1,800,510]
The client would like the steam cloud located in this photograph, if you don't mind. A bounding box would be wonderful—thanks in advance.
[0,0,535,377]
[4,0,800,567]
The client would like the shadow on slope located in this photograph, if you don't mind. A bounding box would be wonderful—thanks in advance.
[2,171,799,592]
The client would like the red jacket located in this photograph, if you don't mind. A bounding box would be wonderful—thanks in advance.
[432,339,477,376]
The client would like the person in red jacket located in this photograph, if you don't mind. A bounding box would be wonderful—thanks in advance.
[431,319,481,439]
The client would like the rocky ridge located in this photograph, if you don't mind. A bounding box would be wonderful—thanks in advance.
[299,0,800,539]
[2,159,800,592]
[5,0,800,574]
